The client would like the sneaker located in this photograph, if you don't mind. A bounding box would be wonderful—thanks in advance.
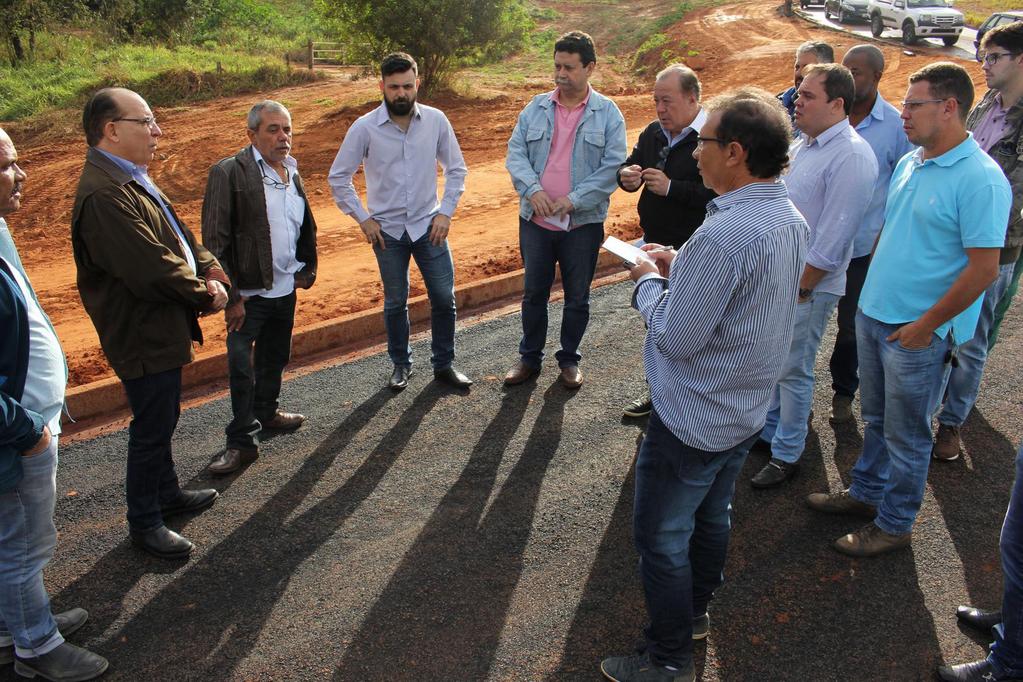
[805,489,877,518]
[692,613,710,640]
[623,392,653,418]
[600,653,695,682]
[933,424,962,461]
[833,522,911,557]
[829,394,854,424]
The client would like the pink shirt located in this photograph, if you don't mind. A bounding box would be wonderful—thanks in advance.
[534,88,590,231]
[972,92,1011,153]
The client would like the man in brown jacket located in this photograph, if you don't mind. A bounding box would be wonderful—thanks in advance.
[71,87,229,561]
[201,100,317,475]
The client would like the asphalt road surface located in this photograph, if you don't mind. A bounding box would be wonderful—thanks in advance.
[6,280,1022,680]
[799,5,979,60]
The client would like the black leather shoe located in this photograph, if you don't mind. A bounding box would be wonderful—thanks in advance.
[389,366,411,391]
[160,489,219,519]
[434,367,472,388]
[0,609,88,665]
[937,659,1023,681]
[956,605,1001,631]
[129,525,193,560]
[14,642,108,681]
[751,458,798,489]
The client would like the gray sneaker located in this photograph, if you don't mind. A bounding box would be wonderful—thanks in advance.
[0,608,89,666]
[623,392,653,418]
[14,642,108,681]
[601,653,695,681]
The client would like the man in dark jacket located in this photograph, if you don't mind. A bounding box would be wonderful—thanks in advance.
[0,128,107,681]
[71,88,229,561]
[617,64,715,418]
[201,100,317,475]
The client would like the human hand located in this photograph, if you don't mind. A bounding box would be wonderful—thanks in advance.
[225,299,247,333]
[359,217,386,250]
[22,426,51,457]
[529,190,555,218]
[429,214,451,246]
[641,243,676,278]
[640,168,671,196]
[550,196,574,217]
[620,164,643,191]
[887,320,934,350]
[628,257,660,281]
[207,279,228,312]
[294,271,316,290]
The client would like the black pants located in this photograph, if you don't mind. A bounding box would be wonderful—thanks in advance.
[122,367,183,532]
[225,292,296,449]
[829,254,870,398]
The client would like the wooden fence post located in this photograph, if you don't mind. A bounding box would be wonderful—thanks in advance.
[307,40,314,69]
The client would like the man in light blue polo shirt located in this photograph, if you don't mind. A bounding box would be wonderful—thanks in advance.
[750,63,877,489]
[827,45,915,424]
[807,62,1011,558]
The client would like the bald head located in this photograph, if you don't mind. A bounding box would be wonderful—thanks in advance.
[0,128,27,218]
[842,44,885,104]
[83,87,162,165]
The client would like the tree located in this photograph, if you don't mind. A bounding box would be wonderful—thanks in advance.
[0,0,81,65]
[317,0,530,92]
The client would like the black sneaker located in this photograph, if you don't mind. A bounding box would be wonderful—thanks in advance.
[600,653,695,681]
[623,393,653,418]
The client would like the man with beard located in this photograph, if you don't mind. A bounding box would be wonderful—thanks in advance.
[329,52,471,391]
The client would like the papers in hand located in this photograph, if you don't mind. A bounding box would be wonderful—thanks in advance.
[601,235,654,267]
[545,212,570,230]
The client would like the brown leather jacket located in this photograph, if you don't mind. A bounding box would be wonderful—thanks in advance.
[71,147,230,380]
[200,145,317,304]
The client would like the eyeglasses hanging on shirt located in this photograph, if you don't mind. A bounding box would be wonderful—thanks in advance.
[259,161,290,190]
[655,145,670,171]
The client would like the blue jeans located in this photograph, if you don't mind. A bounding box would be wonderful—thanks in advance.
[989,441,1023,678]
[938,262,1015,427]
[761,292,840,463]
[634,411,755,669]
[849,312,950,535]
[0,437,63,657]
[518,218,603,368]
[373,231,456,371]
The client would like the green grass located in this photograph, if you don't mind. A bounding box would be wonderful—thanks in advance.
[954,0,1020,28]
[0,32,321,121]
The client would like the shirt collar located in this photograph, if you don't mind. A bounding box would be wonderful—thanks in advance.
[373,101,422,126]
[804,117,850,147]
[660,107,707,145]
[913,132,980,168]
[707,180,787,214]
[550,86,591,110]
[250,145,297,172]
[94,147,146,176]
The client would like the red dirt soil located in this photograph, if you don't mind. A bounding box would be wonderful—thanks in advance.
[5,0,983,388]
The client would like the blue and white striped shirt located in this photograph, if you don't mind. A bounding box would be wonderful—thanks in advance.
[633,181,808,451]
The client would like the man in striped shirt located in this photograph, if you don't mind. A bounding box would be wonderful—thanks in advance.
[600,89,808,682]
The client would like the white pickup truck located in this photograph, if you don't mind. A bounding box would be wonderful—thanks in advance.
[867,0,964,46]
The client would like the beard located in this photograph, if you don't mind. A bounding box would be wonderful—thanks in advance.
[385,95,415,116]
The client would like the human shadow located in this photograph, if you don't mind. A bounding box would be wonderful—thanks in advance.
[332,380,571,680]
[53,385,422,678]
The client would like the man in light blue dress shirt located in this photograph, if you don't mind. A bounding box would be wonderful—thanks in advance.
[329,52,471,392]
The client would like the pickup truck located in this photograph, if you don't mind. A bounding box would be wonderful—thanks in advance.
[867,0,964,46]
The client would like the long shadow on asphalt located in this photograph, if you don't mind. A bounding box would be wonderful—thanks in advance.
[331,379,570,679]
[52,385,429,677]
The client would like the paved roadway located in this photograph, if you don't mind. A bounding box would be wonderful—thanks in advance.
[799,5,980,60]
[5,280,1022,680]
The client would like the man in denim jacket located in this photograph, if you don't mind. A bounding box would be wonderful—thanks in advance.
[504,30,627,389]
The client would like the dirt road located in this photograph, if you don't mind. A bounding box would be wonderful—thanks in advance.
[6,0,984,389]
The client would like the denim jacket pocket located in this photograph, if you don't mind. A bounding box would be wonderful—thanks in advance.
[526,127,547,166]
[582,130,606,170]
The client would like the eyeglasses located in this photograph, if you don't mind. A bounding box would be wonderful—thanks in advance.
[259,163,290,190]
[979,51,1018,65]
[112,116,158,129]
[900,98,949,111]
[655,145,670,170]
[695,136,726,149]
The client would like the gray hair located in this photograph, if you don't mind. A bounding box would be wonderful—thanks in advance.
[655,63,702,100]
[843,44,885,73]
[796,40,835,63]
[247,100,290,131]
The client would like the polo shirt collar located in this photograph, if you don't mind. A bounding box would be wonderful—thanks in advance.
[549,85,591,110]
[914,132,979,168]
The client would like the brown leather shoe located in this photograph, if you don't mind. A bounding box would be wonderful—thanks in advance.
[932,423,961,461]
[504,361,540,386]
[261,411,306,431]
[560,365,583,389]
[805,489,877,518]
[208,448,258,475]
[833,522,911,557]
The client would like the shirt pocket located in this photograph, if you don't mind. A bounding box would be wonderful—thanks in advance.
[526,127,547,166]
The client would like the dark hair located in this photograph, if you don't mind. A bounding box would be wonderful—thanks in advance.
[82,88,122,147]
[982,19,1023,54]
[381,52,417,78]
[705,87,792,178]
[843,44,885,74]
[802,63,855,115]
[796,40,834,63]
[554,30,596,66]
[908,61,974,123]
[656,64,702,100]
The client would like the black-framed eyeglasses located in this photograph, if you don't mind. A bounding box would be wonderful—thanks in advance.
[695,136,726,149]
[259,163,290,190]
[655,145,670,170]
[112,116,158,129]
[979,51,1018,65]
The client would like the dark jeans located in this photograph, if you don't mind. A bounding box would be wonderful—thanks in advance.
[225,292,296,450]
[634,410,755,669]
[829,254,870,398]
[121,368,184,532]
[990,441,1023,678]
[373,230,456,371]
[518,218,603,368]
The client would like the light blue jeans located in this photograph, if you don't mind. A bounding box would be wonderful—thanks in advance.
[761,292,840,464]
[849,312,950,535]
[938,261,1015,427]
[0,437,63,657]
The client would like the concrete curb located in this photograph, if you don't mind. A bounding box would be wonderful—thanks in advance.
[64,250,630,425]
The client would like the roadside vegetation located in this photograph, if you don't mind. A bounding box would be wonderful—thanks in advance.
[953,0,1020,28]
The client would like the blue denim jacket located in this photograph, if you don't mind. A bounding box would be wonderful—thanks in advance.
[506,88,627,226]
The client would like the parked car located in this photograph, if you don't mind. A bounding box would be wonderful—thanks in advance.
[975,11,1023,60]
[867,0,965,46]
[799,0,825,8]
[825,0,870,23]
